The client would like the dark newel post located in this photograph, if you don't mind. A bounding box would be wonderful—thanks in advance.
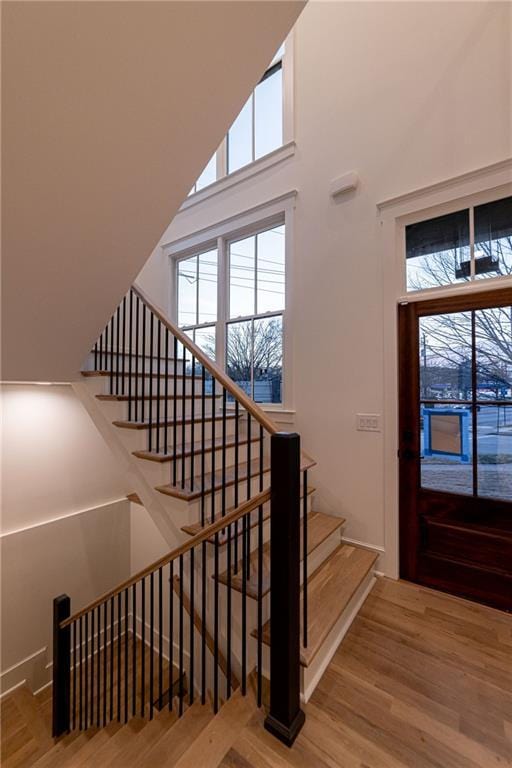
[52,594,71,737]
[264,432,305,747]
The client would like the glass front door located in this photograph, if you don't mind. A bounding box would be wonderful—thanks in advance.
[399,288,512,610]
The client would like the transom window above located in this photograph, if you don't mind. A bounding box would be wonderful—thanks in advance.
[188,43,286,196]
[406,195,512,292]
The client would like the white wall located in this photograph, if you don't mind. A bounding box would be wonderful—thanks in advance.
[137,1,512,571]
[0,384,132,693]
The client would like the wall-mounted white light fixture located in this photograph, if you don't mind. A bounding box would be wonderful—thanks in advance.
[330,171,359,199]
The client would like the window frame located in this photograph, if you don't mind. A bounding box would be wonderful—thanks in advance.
[398,186,512,301]
[167,193,296,408]
[185,34,294,202]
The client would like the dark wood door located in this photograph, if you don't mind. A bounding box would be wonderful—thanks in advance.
[399,288,512,611]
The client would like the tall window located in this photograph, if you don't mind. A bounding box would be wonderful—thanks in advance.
[406,195,512,292]
[188,43,286,196]
[175,222,286,404]
[177,248,218,357]
[227,225,285,402]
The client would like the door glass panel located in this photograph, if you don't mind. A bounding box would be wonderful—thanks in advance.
[474,196,512,279]
[420,403,473,495]
[475,307,512,401]
[419,312,472,401]
[477,405,512,500]
[406,210,470,291]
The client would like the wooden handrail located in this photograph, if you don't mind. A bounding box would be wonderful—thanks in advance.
[132,284,278,436]
[60,489,270,628]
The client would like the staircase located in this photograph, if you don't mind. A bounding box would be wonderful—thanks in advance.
[5,283,378,764]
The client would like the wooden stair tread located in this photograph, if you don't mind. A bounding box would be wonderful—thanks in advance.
[156,459,270,501]
[156,454,314,502]
[113,413,240,430]
[181,486,316,543]
[133,435,260,463]
[172,688,256,768]
[139,700,214,768]
[216,511,345,600]
[127,492,143,505]
[253,544,377,667]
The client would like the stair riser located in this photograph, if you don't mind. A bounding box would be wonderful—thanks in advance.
[95,377,208,398]
[97,398,221,423]
[84,352,186,376]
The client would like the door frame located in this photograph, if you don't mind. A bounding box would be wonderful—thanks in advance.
[398,286,512,596]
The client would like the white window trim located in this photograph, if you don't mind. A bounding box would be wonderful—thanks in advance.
[165,191,297,410]
[181,32,295,212]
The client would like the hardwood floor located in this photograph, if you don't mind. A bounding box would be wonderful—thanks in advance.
[2,577,510,767]
[220,577,512,768]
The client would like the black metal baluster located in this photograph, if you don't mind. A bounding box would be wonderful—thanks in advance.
[181,343,186,489]
[128,291,133,420]
[72,621,76,730]
[246,414,252,579]
[110,598,114,721]
[257,426,264,707]
[96,607,101,727]
[132,584,137,718]
[221,389,226,517]
[156,321,161,454]
[226,521,232,701]
[117,593,121,721]
[303,470,308,649]
[234,401,239,572]
[84,613,89,729]
[94,340,98,371]
[121,295,126,395]
[242,513,247,696]
[201,541,206,705]
[141,577,145,717]
[109,316,114,395]
[149,572,154,720]
[124,589,128,722]
[98,330,103,371]
[168,561,174,712]
[90,609,95,726]
[135,296,140,422]
[116,304,120,395]
[190,356,196,493]
[164,330,169,454]
[103,601,107,726]
[200,367,206,527]
[213,531,219,713]
[158,567,163,709]
[189,549,194,706]
[79,617,83,729]
[173,337,178,486]
[141,305,146,424]
[178,556,184,716]
[148,312,154,452]
[211,378,216,523]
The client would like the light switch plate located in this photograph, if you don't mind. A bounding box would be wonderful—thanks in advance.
[357,413,381,432]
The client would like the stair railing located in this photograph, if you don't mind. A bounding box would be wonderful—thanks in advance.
[53,284,313,745]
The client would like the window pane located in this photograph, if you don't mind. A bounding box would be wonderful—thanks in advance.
[255,67,282,160]
[475,306,512,401]
[178,256,197,327]
[474,196,512,279]
[195,153,217,191]
[253,315,283,403]
[198,249,218,325]
[420,404,473,495]
[226,320,252,397]
[419,312,472,400]
[227,96,253,173]
[229,235,255,319]
[256,226,285,314]
[477,405,512,500]
[194,325,216,361]
[406,210,470,291]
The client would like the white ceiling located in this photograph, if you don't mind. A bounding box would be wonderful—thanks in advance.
[2,0,305,381]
